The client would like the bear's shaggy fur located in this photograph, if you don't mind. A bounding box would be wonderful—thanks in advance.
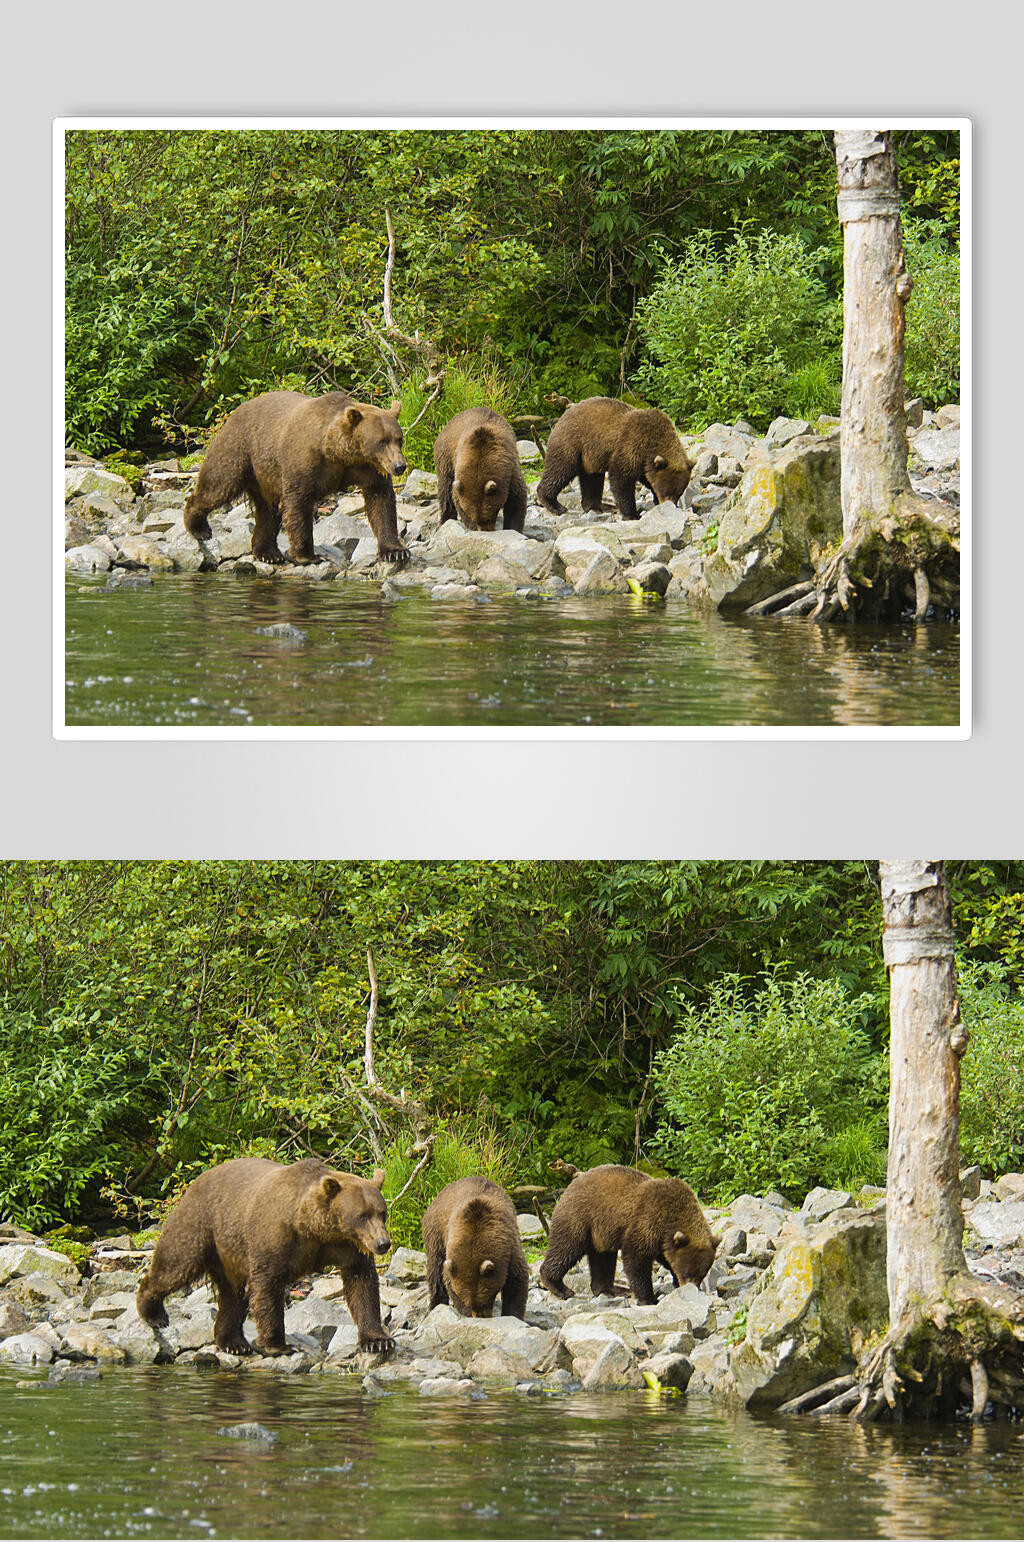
[421,1176,529,1319]
[432,408,528,532]
[184,390,409,565]
[536,397,692,520]
[539,1164,718,1304]
[135,1156,394,1355]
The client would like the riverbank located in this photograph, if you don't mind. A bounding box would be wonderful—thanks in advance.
[64,404,960,613]
[3,1168,1018,1410]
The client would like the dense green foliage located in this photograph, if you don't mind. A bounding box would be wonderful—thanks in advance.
[650,973,888,1200]
[64,129,960,456]
[0,861,1016,1236]
[634,228,841,430]
[903,218,961,406]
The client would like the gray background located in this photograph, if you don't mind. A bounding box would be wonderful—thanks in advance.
[10,0,1017,859]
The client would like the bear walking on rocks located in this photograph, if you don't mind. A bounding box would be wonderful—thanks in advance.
[136,1156,395,1355]
[539,1164,718,1304]
[422,1176,529,1319]
[184,390,409,565]
[433,408,528,532]
[536,397,692,520]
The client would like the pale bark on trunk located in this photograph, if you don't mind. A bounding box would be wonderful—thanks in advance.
[836,132,914,538]
[880,859,968,1321]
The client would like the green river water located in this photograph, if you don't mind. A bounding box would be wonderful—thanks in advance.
[64,577,961,730]
[2,1367,1021,1539]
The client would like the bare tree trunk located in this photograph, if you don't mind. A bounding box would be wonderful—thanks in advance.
[844,860,1024,1422]
[762,131,960,623]
[836,132,914,537]
[881,859,968,1319]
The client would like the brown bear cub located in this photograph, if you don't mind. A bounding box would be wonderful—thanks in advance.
[184,390,409,565]
[422,1176,529,1319]
[539,1163,718,1304]
[433,408,528,533]
[536,397,692,520]
[136,1156,394,1356]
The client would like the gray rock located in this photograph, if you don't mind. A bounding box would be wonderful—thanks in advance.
[418,1376,481,1397]
[572,551,629,595]
[218,1423,278,1443]
[910,426,960,472]
[64,466,135,507]
[717,1226,748,1261]
[801,1187,853,1221]
[48,1361,103,1384]
[0,1244,81,1289]
[904,398,926,428]
[284,1296,351,1349]
[0,1332,55,1366]
[960,1165,983,1201]
[0,1301,32,1337]
[516,440,542,462]
[430,583,482,600]
[703,434,841,611]
[994,1174,1024,1204]
[59,1323,128,1363]
[651,1284,715,1333]
[324,1323,361,1360]
[255,623,308,642]
[401,470,439,503]
[581,1339,644,1391]
[724,1196,792,1241]
[624,561,671,597]
[467,1345,538,1384]
[765,416,811,447]
[87,1290,136,1320]
[935,404,960,429]
[729,1207,888,1409]
[637,1350,694,1391]
[65,544,113,575]
[966,1201,1024,1249]
[516,1214,545,1240]
[693,450,719,479]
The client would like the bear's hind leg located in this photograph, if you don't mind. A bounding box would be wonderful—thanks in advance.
[587,1248,628,1298]
[536,449,576,516]
[248,1268,289,1355]
[210,1263,251,1354]
[539,1225,583,1300]
[279,485,318,565]
[577,471,605,514]
[250,488,286,565]
[621,1248,657,1305]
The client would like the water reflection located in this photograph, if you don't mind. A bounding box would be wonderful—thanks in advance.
[64,576,961,729]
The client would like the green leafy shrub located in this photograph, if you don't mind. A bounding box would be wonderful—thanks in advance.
[649,972,886,1202]
[958,962,1024,1175]
[0,1009,152,1228]
[633,228,840,431]
[902,218,960,406]
[398,352,531,472]
[381,1117,529,1250]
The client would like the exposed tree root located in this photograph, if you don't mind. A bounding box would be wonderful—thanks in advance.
[748,492,960,623]
[786,1276,1024,1424]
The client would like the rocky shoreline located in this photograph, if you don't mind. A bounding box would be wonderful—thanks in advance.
[3,1166,1018,1409]
[65,403,960,613]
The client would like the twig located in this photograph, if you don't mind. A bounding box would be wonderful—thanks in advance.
[391,1134,436,1203]
[365,947,378,1088]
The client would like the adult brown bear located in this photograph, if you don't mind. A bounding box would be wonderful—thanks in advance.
[184,390,409,565]
[433,408,528,532]
[536,397,692,520]
[421,1176,529,1319]
[135,1157,394,1355]
[539,1164,717,1304]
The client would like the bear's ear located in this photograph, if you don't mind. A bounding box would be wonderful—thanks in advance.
[653,454,668,470]
[483,479,498,496]
[479,1259,496,1277]
[389,398,402,417]
[321,1175,341,1201]
[370,1168,386,1190]
[673,1230,689,1247]
[344,406,364,429]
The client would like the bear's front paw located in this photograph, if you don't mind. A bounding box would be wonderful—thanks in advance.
[359,1332,396,1356]
[253,548,288,566]
[379,545,410,566]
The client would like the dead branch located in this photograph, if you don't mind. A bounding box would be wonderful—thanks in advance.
[364,946,378,1088]
[391,1133,437,1204]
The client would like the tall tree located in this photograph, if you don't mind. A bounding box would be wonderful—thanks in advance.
[809,133,960,621]
[851,861,1023,1421]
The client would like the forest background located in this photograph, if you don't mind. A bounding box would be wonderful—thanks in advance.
[64,128,961,470]
[1,861,1019,1254]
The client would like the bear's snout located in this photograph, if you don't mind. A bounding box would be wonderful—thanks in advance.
[393,457,407,476]
[373,1233,392,1255]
